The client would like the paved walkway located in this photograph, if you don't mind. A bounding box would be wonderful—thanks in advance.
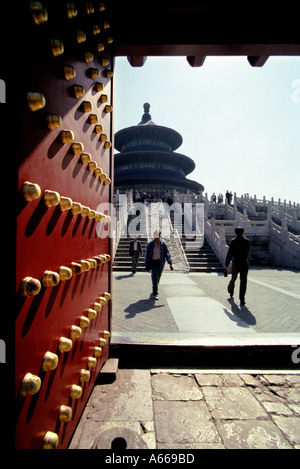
[69,267,300,451]
[112,267,300,344]
[70,368,300,449]
[70,268,300,450]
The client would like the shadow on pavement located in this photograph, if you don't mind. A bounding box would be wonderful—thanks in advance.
[124,296,164,319]
[223,298,257,327]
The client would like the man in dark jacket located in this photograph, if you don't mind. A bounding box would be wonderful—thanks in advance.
[145,230,172,300]
[225,227,250,306]
[129,236,143,274]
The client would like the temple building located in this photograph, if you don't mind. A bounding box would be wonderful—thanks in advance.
[114,103,204,196]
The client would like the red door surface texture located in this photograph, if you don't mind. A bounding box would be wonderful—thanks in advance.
[15,1,114,449]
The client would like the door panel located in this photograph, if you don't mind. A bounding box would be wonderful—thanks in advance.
[15,1,113,449]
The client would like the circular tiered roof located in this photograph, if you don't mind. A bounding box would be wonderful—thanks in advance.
[114,103,204,193]
[114,103,183,153]
[115,151,195,176]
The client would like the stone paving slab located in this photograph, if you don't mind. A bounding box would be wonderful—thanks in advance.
[69,368,300,450]
[201,386,268,419]
[151,374,203,401]
[82,369,153,422]
[271,416,300,445]
[154,400,221,447]
[216,420,293,449]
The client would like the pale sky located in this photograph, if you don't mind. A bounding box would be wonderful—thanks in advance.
[113,56,300,204]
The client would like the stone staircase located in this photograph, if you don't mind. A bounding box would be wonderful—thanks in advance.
[182,235,224,272]
[113,202,224,273]
[113,235,148,272]
[171,210,224,272]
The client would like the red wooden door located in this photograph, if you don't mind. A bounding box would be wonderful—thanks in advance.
[15,1,114,449]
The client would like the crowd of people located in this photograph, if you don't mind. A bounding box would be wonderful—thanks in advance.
[122,188,234,206]
[131,189,174,205]
[210,190,233,205]
[124,188,203,205]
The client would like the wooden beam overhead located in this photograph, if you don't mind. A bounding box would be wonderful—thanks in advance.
[187,56,206,67]
[247,56,269,67]
[114,44,300,58]
[127,56,147,67]
[109,4,300,59]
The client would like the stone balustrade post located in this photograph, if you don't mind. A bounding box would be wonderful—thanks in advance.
[281,218,288,241]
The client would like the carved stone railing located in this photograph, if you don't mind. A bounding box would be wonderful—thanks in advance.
[113,192,300,269]
[149,202,190,273]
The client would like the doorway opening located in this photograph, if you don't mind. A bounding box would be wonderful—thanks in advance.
[110,56,300,366]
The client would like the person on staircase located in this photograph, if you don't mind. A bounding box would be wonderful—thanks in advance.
[129,236,143,275]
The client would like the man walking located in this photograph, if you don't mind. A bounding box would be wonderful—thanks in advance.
[225,227,250,306]
[145,230,172,300]
[129,236,143,274]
